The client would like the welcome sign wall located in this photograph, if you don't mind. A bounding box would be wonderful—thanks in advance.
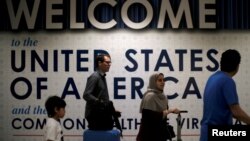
[1,0,250,141]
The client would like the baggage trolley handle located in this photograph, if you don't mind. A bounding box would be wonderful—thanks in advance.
[176,110,188,141]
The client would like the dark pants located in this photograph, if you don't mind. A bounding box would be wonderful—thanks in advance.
[86,101,114,130]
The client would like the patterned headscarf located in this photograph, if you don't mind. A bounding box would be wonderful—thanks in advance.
[139,73,168,113]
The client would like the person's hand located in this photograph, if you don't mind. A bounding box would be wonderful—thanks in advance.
[163,108,180,116]
[115,110,121,117]
[163,109,169,118]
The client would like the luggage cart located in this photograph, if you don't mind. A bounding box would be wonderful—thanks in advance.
[176,110,188,141]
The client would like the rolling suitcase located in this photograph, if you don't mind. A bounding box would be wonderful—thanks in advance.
[83,129,121,141]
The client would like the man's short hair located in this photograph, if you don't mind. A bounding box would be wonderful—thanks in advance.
[220,49,241,72]
[95,54,111,69]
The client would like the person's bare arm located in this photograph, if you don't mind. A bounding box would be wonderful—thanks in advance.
[230,104,250,124]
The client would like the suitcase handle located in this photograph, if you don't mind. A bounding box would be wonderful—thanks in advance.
[179,110,188,113]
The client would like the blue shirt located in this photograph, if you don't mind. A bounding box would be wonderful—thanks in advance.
[200,71,239,141]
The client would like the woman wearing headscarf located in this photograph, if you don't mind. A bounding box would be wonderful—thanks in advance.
[136,73,180,141]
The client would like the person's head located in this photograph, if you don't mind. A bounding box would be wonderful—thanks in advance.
[220,49,241,76]
[148,73,165,92]
[95,54,111,73]
[45,96,66,119]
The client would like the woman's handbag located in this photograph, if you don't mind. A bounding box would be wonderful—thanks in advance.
[166,124,176,139]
